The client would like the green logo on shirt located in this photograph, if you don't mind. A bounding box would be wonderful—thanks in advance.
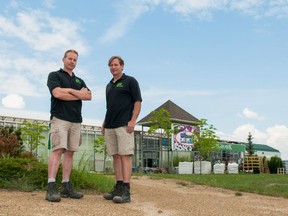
[116,82,124,88]
[75,78,81,84]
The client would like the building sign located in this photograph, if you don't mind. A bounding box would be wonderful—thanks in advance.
[218,143,246,152]
[173,125,198,151]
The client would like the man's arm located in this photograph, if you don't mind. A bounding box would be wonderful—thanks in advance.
[52,87,92,101]
[127,101,141,133]
[69,88,92,100]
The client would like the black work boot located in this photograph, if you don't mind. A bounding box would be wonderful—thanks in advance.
[103,183,124,200]
[112,184,130,204]
[45,182,61,202]
[60,182,83,199]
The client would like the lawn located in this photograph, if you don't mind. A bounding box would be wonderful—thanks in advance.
[146,173,288,198]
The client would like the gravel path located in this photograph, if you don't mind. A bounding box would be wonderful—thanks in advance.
[1,176,288,216]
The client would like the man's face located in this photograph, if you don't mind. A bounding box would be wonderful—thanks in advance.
[109,58,124,76]
[63,52,78,71]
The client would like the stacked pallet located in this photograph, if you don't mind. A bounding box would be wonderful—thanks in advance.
[243,156,264,174]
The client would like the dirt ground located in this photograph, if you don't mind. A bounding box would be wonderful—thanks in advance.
[1,175,288,216]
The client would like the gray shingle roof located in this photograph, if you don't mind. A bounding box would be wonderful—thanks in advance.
[138,100,199,126]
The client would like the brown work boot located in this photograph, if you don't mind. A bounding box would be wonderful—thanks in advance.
[60,182,83,199]
[113,184,130,204]
[103,183,124,200]
[45,182,61,202]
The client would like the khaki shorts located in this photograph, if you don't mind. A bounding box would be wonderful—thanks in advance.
[49,117,82,152]
[104,126,134,156]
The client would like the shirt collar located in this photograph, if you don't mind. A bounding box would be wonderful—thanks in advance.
[110,73,126,83]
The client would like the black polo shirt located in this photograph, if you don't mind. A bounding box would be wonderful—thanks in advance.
[104,73,142,128]
[47,68,88,123]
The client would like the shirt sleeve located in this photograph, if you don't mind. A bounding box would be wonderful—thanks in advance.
[47,72,61,93]
[130,77,142,102]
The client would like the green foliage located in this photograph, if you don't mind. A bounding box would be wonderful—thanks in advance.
[77,151,92,172]
[94,135,106,154]
[246,132,254,156]
[94,135,107,172]
[0,126,24,158]
[0,157,26,180]
[151,173,288,198]
[0,157,46,191]
[147,108,174,137]
[267,156,283,174]
[71,172,115,193]
[173,155,191,167]
[0,157,114,192]
[192,119,219,158]
[20,120,49,155]
[147,108,176,168]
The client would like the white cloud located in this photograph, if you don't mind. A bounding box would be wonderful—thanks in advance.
[230,0,263,10]
[99,0,158,44]
[266,125,288,159]
[163,0,288,19]
[2,94,25,109]
[0,8,90,100]
[241,107,265,120]
[0,73,42,96]
[232,124,268,142]
[0,52,57,76]
[263,0,288,19]
[0,10,87,53]
[163,0,227,19]
[99,0,288,43]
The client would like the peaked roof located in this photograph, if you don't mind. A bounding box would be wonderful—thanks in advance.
[138,100,199,126]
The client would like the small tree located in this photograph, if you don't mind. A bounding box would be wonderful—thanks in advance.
[148,108,173,136]
[246,132,254,156]
[147,108,174,168]
[192,119,219,160]
[93,135,107,172]
[21,120,49,156]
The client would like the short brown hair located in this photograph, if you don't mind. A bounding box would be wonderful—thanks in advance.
[108,56,124,66]
[64,49,78,58]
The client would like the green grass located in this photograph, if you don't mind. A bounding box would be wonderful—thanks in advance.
[145,173,288,198]
[76,172,115,194]
[2,157,288,199]
[0,157,115,192]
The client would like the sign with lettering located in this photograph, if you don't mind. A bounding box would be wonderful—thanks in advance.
[173,125,198,151]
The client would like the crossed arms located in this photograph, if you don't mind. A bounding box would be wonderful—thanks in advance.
[52,87,92,101]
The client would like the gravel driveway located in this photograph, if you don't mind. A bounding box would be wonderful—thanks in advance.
[1,176,288,216]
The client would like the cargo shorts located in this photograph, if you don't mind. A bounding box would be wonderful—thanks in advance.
[104,126,134,156]
[49,117,82,152]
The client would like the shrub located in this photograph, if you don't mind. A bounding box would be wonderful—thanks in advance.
[0,127,23,158]
[0,158,27,180]
[173,155,191,167]
[268,156,283,174]
[0,157,114,192]
[0,158,47,190]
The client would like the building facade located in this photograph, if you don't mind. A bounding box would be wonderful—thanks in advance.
[0,100,282,173]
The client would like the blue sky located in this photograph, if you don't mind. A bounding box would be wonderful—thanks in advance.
[1,0,288,159]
